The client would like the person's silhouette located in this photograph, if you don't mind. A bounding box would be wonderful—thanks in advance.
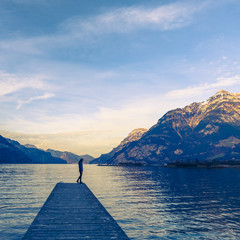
[76,158,83,183]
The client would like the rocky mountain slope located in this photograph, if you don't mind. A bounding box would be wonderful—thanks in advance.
[107,90,240,165]
[46,149,94,164]
[91,128,148,164]
[0,135,32,163]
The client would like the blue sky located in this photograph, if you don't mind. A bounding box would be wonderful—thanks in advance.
[0,0,240,156]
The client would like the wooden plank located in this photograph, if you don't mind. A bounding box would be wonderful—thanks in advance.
[22,183,129,240]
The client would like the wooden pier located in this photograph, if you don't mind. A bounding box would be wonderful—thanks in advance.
[22,182,129,240]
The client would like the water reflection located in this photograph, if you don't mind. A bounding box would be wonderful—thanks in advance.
[1,164,240,239]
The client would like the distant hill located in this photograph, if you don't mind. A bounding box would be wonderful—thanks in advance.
[90,128,148,164]
[24,144,37,149]
[106,90,240,166]
[0,134,93,164]
[46,149,94,164]
[0,135,32,164]
[7,139,66,164]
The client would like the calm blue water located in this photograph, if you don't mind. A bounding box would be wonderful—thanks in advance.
[1,164,240,240]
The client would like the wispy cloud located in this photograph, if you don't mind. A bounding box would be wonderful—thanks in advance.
[16,93,55,109]
[166,75,240,99]
[0,1,209,55]
[62,2,207,36]
[0,71,52,96]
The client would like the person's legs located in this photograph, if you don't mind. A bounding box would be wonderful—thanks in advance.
[76,171,81,183]
[80,171,82,183]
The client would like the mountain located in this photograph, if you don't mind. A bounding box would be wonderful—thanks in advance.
[90,128,148,164]
[46,149,94,164]
[24,144,37,149]
[7,139,66,164]
[0,135,93,164]
[107,90,240,165]
[0,135,32,163]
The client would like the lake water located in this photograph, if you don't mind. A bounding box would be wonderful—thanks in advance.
[1,164,240,239]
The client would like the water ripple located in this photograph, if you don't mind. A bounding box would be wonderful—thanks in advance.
[1,165,240,239]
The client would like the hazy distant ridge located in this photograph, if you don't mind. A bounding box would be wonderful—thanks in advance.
[47,149,94,164]
[7,139,66,164]
[0,134,94,164]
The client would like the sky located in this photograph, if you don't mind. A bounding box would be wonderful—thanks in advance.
[0,0,240,157]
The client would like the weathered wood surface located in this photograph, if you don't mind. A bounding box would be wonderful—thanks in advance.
[22,182,130,240]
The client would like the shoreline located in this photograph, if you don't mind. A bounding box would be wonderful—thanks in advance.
[165,164,240,169]
[97,163,240,169]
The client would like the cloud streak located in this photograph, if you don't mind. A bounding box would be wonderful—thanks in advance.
[0,71,52,97]
[16,93,55,109]
[63,2,203,35]
[0,1,208,54]
[166,75,240,99]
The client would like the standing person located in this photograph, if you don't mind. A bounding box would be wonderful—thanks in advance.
[76,158,83,183]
